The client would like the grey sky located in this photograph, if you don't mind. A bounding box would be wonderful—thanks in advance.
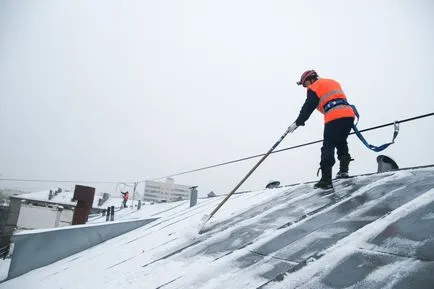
[1,0,433,197]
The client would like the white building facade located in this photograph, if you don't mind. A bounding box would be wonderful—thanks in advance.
[143,178,191,202]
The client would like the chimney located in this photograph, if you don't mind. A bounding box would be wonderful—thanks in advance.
[71,185,95,225]
[190,186,198,208]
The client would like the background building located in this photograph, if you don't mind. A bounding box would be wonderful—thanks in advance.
[4,188,139,231]
[143,178,191,203]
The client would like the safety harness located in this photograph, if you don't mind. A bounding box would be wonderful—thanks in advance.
[324,99,400,152]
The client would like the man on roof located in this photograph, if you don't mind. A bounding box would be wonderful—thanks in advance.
[287,70,355,189]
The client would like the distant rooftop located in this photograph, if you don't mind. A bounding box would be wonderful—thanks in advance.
[10,189,137,210]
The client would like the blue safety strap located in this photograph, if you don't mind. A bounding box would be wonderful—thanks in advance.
[323,98,349,113]
[351,105,399,152]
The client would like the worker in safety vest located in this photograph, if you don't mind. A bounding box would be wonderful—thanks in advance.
[287,70,355,189]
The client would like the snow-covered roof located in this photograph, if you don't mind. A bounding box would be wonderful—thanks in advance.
[12,189,139,210]
[1,166,434,288]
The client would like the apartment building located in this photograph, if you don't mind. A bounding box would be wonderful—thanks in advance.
[143,178,191,202]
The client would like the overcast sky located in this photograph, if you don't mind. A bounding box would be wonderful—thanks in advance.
[1,0,433,198]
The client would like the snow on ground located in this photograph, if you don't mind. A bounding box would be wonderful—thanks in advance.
[0,167,433,289]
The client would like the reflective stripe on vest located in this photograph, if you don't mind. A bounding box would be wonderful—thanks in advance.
[318,89,345,112]
[308,78,355,123]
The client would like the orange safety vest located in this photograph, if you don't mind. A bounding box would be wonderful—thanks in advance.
[308,78,355,123]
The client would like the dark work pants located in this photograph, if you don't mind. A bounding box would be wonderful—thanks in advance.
[320,117,354,168]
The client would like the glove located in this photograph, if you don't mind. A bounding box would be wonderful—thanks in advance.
[287,122,298,133]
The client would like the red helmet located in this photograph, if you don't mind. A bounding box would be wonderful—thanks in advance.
[297,70,318,85]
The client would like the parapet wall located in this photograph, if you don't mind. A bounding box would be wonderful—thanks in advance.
[7,218,157,279]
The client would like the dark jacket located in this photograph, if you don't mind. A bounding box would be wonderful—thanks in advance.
[295,89,319,126]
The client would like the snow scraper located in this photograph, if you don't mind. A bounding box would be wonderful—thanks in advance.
[198,125,294,234]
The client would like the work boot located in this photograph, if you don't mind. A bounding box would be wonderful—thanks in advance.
[336,155,352,179]
[314,167,333,190]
